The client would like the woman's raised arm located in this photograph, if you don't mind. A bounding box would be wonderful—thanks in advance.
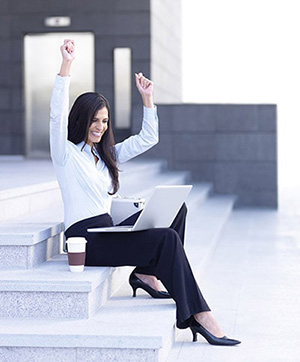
[115,72,158,164]
[49,39,75,166]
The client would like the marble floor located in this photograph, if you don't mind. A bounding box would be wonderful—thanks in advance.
[168,182,300,362]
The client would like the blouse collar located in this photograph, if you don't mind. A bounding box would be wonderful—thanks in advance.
[76,141,100,157]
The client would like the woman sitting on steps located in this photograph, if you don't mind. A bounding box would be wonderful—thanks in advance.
[49,39,241,346]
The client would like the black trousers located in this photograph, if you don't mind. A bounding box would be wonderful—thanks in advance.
[65,203,210,329]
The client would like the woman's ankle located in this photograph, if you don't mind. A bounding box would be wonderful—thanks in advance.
[135,273,162,291]
[194,312,224,338]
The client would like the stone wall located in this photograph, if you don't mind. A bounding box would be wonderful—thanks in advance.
[132,103,277,207]
[150,0,182,103]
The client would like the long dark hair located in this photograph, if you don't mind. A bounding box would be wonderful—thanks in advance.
[68,92,119,194]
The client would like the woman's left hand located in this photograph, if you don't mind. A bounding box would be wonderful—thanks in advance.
[135,72,154,108]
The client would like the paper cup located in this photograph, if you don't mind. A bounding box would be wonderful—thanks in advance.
[66,237,87,272]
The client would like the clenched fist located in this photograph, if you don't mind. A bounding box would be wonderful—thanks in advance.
[135,72,154,108]
[59,39,75,77]
[60,39,75,62]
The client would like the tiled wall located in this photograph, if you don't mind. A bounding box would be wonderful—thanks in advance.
[132,103,277,207]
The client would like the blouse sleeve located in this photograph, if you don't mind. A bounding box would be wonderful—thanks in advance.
[49,75,70,166]
[114,106,159,164]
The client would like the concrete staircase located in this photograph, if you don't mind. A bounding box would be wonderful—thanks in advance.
[0,159,236,362]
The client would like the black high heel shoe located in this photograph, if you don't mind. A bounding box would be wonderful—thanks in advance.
[190,318,241,346]
[129,272,171,299]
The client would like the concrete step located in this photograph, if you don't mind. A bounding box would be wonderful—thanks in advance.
[0,207,64,270]
[0,254,132,320]
[185,182,213,212]
[0,279,175,362]
[0,187,236,361]
[0,159,60,222]
[118,158,168,182]
[185,194,237,275]
[0,180,63,222]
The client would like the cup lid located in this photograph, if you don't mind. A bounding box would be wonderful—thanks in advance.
[66,237,87,244]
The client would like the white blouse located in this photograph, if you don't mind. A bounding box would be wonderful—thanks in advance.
[49,75,159,230]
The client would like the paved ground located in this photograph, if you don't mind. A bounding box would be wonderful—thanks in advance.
[168,182,300,362]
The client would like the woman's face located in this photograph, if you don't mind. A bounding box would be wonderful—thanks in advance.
[87,107,109,146]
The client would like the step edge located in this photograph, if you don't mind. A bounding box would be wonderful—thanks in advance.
[0,332,166,349]
[0,181,59,201]
[0,262,116,293]
[0,222,64,246]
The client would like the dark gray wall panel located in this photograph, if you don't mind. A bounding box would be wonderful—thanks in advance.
[133,103,278,207]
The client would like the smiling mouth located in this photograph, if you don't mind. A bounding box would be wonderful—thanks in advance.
[91,131,102,137]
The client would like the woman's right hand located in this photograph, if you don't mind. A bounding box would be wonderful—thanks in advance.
[59,39,75,76]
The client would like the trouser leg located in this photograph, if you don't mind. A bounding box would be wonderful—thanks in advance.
[169,202,188,244]
[66,215,210,329]
[153,228,210,329]
[134,202,188,276]
[80,224,210,329]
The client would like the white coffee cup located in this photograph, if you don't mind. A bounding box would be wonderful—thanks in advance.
[66,237,87,272]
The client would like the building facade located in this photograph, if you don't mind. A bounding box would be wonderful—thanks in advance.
[0,0,277,206]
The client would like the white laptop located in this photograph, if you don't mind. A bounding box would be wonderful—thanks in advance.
[87,185,192,233]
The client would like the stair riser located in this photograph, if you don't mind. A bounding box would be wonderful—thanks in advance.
[0,290,89,319]
[0,234,61,270]
[0,267,129,319]
[0,347,160,362]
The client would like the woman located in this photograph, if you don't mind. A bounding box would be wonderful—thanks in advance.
[50,39,241,346]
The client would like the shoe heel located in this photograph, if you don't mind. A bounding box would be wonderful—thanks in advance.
[131,286,137,297]
[191,328,198,342]
[129,272,171,299]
